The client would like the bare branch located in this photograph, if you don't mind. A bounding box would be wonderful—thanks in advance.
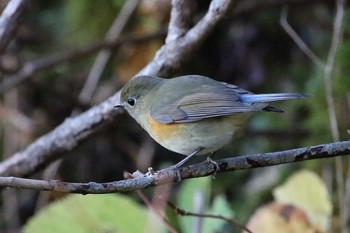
[78,0,140,104]
[166,0,196,43]
[324,0,344,142]
[0,92,123,177]
[0,0,234,177]
[0,140,349,193]
[280,6,325,69]
[0,0,32,53]
[139,0,234,77]
[1,0,321,93]
[324,0,346,232]
[133,183,176,233]
[167,201,252,233]
[281,1,346,232]
[0,30,166,94]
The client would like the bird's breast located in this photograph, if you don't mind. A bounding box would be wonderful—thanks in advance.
[144,114,249,156]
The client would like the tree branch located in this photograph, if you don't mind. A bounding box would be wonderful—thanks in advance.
[0,0,234,177]
[0,95,123,177]
[166,0,196,43]
[167,201,253,233]
[324,0,346,232]
[0,0,32,53]
[280,7,325,70]
[0,30,166,94]
[0,0,324,93]
[1,140,349,193]
[78,0,140,104]
[138,0,234,76]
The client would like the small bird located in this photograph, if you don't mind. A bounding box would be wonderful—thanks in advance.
[117,75,307,168]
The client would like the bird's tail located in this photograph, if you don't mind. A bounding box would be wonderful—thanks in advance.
[240,93,308,103]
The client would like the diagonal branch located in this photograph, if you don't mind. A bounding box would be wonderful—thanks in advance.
[139,0,234,76]
[166,0,197,43]
[0,0,32,53]
[0,31,166,94]
[0,140,349,193]
[1,0,321,93]
[0,0,234,177]
[324,0,346,232]
[280,6,325,69]
[167,201,252,233]
[0,95,123,177]
[78,0,140,104]
[281,1,347,232]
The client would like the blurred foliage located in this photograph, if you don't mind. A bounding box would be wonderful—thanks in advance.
[0,0,349,232]
[273,170,332,232]
[176,177,235,233]
[24,194,148,233]
[245,170,332,233]
[64,0,121,45]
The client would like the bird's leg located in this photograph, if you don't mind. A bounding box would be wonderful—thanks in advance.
[173,147,204,169]
[207,152,220,175]
[171,148,203,182]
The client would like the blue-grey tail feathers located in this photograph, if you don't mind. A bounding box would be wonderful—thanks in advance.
[240,93,308,103]
[240,93,308,113]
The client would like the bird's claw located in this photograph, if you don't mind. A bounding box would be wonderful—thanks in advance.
[206,156,220,176]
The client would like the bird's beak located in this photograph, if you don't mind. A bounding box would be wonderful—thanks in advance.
[114,102,124,108]
[115,90,124,108]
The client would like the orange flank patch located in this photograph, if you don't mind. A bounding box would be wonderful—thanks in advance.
[147,116,182,141]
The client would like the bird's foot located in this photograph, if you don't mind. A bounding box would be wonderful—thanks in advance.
[170,165,182,182]
[206,155,220,176]
[170,148,204,182]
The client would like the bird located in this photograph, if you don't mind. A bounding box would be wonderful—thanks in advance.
[116,75,307,169]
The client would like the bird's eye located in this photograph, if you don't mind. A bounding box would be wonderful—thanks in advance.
[127,98,136,107]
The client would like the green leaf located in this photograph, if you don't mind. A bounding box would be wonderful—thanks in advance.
[177,177,212,233]
[273,170,332,232]
[24,194,147,233]
[203,195,233,233]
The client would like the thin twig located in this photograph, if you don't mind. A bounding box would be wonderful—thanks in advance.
[0,30,166,94]
[138,0,234,77]
[324,0,343,143]
[324,0,345,232]
[0,140,349,193]
[78,0,140,104]
[167,201,252,233]
[0,0,234,178]
[0,90,123,177]
[36,0,141,206]
[280,6,325,69]
[281,2,346,232]
[138,188,176,233]
[0,0,325,93]
[124,173,177,233]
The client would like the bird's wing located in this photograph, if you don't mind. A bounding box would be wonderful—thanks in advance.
[150,84,261,124]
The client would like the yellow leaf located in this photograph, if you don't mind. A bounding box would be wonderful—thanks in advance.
[273,170,332,232]
[246,203,320,233]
